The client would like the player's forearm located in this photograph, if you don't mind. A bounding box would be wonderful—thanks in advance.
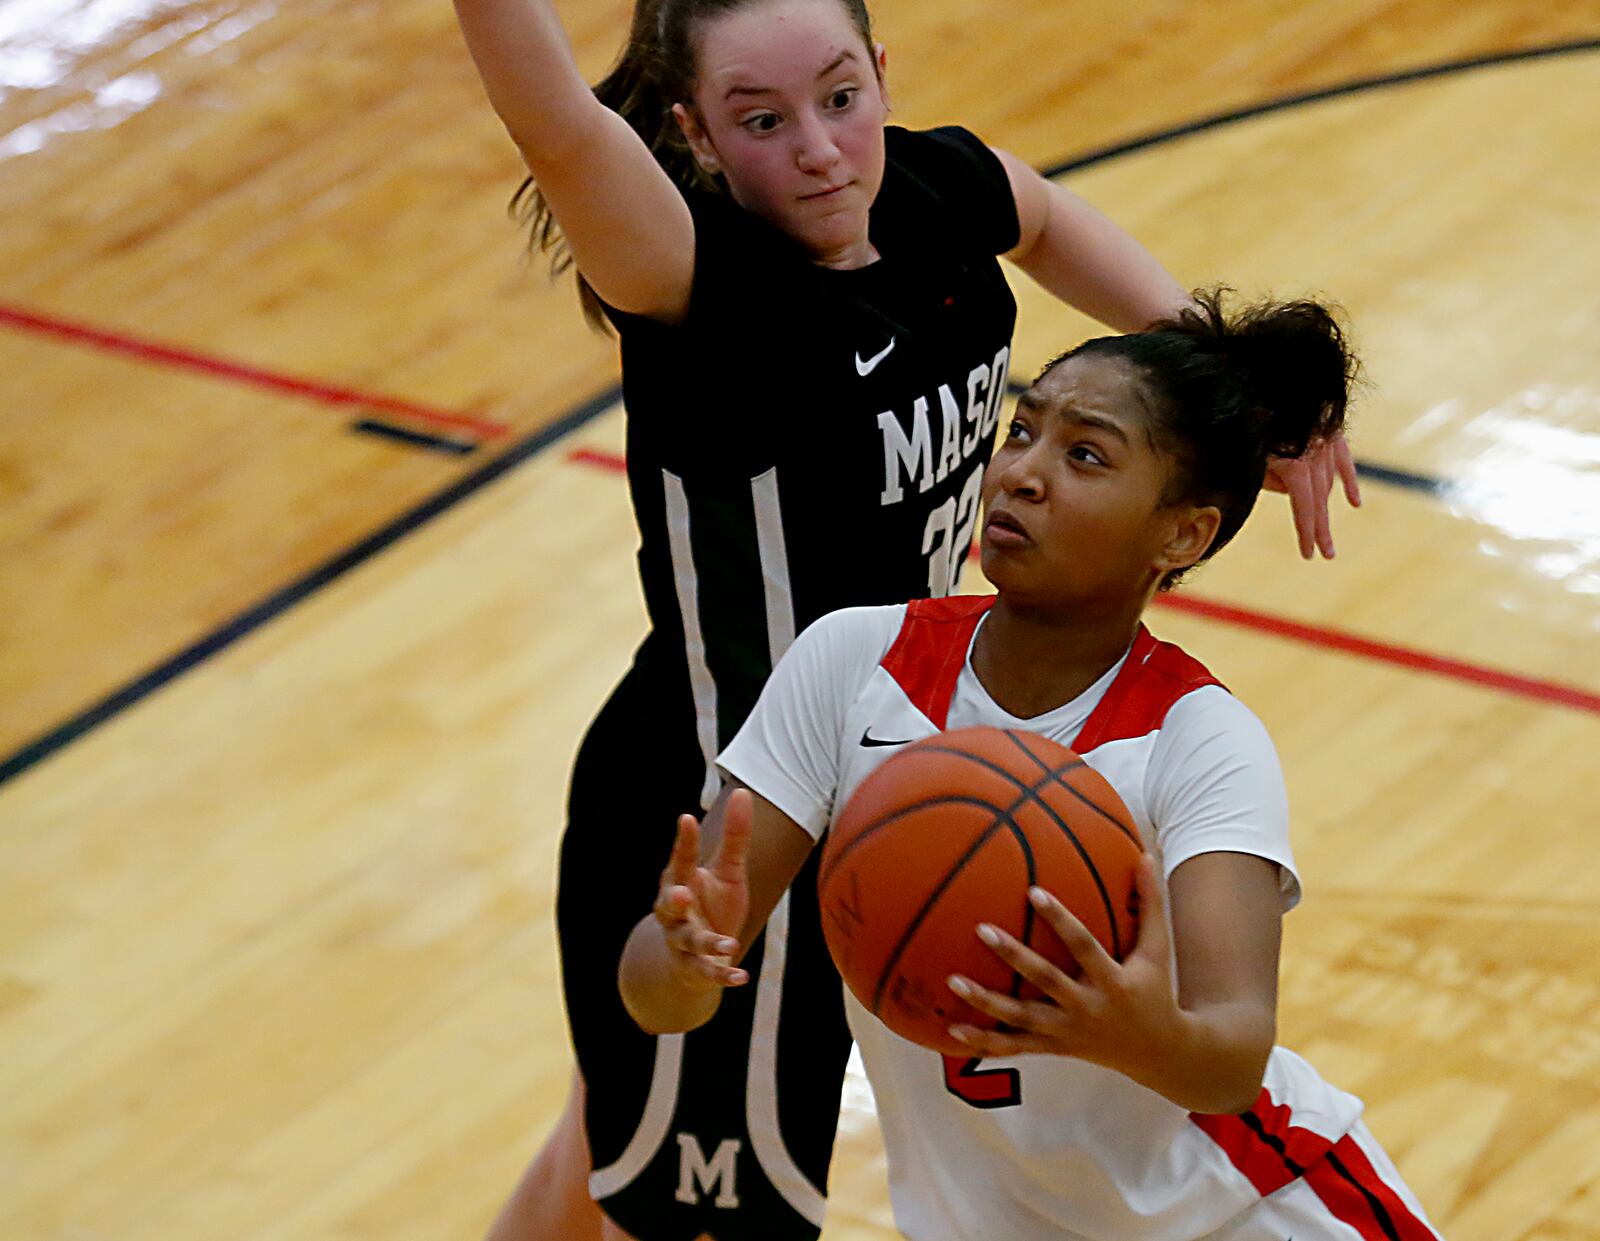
[451,0,599,163]
[618,916,725,1035]
[1020,183,1191,333]
[1120,1000,1275,1115]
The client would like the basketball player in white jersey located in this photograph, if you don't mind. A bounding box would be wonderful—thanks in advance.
[451,2,1365,1239]
[621,291,1444,1241]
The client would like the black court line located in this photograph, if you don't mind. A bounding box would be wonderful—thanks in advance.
[0,385,620,788]
[3,37,1593,790]
[352,418,481,456]
[1038,37,1600,179]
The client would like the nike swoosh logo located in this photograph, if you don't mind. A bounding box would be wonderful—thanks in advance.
[855,337,896,376]
[860,729,915,748]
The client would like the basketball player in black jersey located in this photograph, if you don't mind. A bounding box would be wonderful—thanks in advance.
[448,1,1362,1238]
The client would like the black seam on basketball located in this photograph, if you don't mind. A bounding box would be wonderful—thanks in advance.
[1000,729,1141,845]
[1041,806,1124,961]
[910,742,1085,783]
[819,793,1024,891]
[1000,819,1038,1001]
[1050,777,1141,845]
[868,814,1016,1015]
[883,748,1125,956]
[867,757,1109,1013]
[1325,1150,1405,1241]
[1000,727,1055,773]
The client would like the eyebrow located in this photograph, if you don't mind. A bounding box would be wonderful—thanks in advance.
[1072,413,1131,445]
[1016,393,1131,445]
[723,51,857,99]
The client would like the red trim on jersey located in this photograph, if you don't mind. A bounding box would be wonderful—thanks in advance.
[1307,1134,1439,1241]
[1190,1090,1326,1196]
[881,602,1223,739]
[1192,1093,1436,1241]
[1072,625,1224,752]
[881,596,994,727]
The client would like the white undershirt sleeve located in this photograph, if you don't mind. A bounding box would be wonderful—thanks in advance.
[717,606,902,840]
[1145,686,1302,910]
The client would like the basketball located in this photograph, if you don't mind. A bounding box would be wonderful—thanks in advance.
[817,726,1143,1056]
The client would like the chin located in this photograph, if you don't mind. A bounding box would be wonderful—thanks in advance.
[804,205,868,244]
[978,546,1019,590]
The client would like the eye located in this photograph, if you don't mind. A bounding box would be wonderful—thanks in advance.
[827,87,857,110]
[1068,444,1107,467]
[743,112,781,134]
[1005,419,1032,444]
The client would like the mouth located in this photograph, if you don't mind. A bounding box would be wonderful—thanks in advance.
[800,182,851,201]
[983,509,1031,548]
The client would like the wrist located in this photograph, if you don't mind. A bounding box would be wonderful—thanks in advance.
[1141,1005,1270,1115]
[618,916,723,1034]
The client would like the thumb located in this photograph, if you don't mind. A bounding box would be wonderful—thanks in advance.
[1130,853,1172,961]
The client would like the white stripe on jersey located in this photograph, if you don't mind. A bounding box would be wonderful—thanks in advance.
[751,467,798,666]
[588,1032,685,1200]
[661,469,722,811]
[744,890,828,1227]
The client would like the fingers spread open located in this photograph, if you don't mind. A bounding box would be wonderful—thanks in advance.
[947,973,1059,1030]
[668,814,701,888]
[653,883,694,927]
[1332,434,1362,507]
[1026,889,1117,988]
[970,920,1082,1004]
[946,1024,1057,1057]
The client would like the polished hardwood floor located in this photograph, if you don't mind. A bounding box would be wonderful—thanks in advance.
[2,2,1598,1238]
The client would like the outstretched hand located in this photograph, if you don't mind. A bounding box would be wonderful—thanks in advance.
[653,788,755,992]
[946,856,1180,1074]
[1264,431,1362,559]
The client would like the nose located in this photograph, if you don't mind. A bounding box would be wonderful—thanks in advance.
[794,112,841,175]
[994,443,1045,500]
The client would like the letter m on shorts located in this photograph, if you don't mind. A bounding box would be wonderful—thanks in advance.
[674,1133,742,1208]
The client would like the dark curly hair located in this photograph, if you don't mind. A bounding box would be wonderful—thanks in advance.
[1041,287,1359,587]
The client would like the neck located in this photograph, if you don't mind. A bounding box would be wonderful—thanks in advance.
[971,595,1147,719]
[813,235,879,269]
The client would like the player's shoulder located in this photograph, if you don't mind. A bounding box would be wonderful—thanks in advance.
[1155,683,1281,780]
[794,603,908,661]
[1135,633,1258,733]
[879,125,1017,250]
[884,123,991,163]
[882,124,1007,195]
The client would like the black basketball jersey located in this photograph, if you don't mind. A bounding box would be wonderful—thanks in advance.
[606,126,1020,807]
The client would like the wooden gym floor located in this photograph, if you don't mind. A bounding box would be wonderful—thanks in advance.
[2,2,1599,1238]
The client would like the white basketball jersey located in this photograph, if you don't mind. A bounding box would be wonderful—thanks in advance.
[719,597,1375,1241]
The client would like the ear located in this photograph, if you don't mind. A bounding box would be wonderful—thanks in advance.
[873,42,891,111]
[1155,504,1220,575]
[672,102,722,175]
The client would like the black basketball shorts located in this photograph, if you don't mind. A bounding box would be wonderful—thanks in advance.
[555,669,854,1241]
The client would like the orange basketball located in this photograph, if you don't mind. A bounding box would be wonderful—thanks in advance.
[818,726,1142,1056]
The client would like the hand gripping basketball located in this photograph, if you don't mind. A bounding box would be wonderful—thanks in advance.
[653,789,755,990]
[947,854,1182,1073]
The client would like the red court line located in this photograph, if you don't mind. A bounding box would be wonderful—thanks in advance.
[567,445,1600,717]
[1151,594,1600,714]
[0,302,511,440]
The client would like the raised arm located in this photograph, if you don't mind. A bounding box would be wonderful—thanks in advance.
[995,146,1360,555]
[451,0,695,320]
[619,786,816,1034]
[994,147,1191,332]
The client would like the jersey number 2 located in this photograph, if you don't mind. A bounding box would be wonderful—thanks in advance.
[942,1054,1021,1109]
